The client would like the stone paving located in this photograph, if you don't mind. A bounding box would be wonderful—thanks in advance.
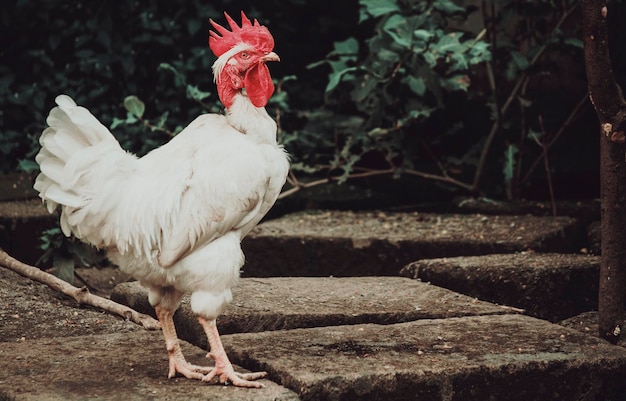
[401,253,600,321]
[2,208,626,400]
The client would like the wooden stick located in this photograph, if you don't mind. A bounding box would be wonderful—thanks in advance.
[0,249,160,330]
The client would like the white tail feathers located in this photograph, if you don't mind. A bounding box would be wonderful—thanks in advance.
[34,94,130,237]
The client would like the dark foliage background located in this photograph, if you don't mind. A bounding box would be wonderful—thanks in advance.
[1,0,622,201]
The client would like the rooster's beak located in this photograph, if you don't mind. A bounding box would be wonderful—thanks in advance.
[261,52,280,63]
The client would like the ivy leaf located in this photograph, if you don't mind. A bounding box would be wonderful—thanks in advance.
[449,52,468,71]
[368,127,391,137]
[468,41,491,64]
[332,37,359,55]
[384,14,412,48]
[442,75,471,91]
[433,34,465,54]
[433,0,466,15]
[326,66,359,94]
[18,159,39,173]
[111,117,126,130]
[406,75,426,96]
[123,95,145,119]
[360,0,400,18]
[413,29,434,43]
[186,85,212,101]
[422,51,438,67]
[379,48,400,63]
[401,107,435,122]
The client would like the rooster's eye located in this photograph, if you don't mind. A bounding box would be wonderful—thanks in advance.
[240,52,250,59]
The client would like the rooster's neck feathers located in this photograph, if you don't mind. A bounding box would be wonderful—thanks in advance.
[226,94,277,145]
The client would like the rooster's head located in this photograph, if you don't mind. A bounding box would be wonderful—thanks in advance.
[209,11,279,109]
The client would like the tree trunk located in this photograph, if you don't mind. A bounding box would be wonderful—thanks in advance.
[582,0,626,344]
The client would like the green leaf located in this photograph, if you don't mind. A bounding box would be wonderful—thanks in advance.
[333,37,359,55]
[326,66,359,93]
[186,85,212,101]
[413,29,434,43]
[442,75,471,91]
[378,48,400,63]
[433,34,465,54]
[111,117,126,130]
[155,111,170,130]
[360,0,400,18]
[328,59,349,74]
[503,144,519,184]
[125,112,138,124]
[468,41,491,64]
[422,52,438,67]
[402,106,435,122]
[433,0,466,14]
[123,96,145,119]
[18,159,39,173]
[511,51,529,71]
[564,38,583,49]
[384,14,412,48]
[368,127,391,137]
[406,75,426,96]
[449,52,468,71]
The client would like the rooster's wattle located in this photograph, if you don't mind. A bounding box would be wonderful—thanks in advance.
[34,11,289,388]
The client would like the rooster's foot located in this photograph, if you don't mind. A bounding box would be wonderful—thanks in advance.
[167,355,214,381]
[201,353,267,388]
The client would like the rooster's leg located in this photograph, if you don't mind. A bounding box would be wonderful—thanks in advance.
[198,316,267,388]
[155,306,213,380]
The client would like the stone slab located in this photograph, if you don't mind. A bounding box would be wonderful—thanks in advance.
[222,314,626,401]
[242,210,585,276]
[400,253,600,321]
[0,331,299,401]
[0,267,298,401]
[111,277,513,349]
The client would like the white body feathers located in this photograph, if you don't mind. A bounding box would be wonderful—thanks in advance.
[35,94,289,319]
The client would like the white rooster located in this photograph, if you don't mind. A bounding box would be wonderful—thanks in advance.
[34,11,289,388]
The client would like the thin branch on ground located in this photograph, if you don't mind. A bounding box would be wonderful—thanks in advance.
[0,249,160,330]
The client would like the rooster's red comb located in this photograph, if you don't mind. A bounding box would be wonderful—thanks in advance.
[208,11,274,57]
